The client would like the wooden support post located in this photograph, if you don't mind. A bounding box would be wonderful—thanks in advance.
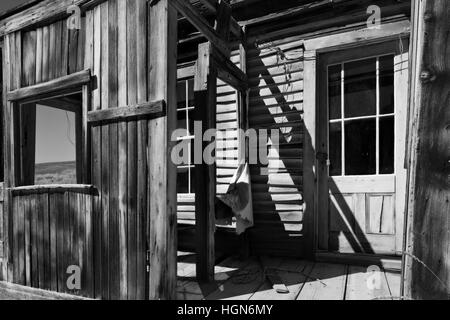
[148,0,178,300]
[194,42,217,282]
[403,0,450,300]
[3,32,22,283]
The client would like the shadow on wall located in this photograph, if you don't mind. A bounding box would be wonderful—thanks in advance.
[245,39,378,259]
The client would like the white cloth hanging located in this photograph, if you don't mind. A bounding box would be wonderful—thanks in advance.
[218,162,254,235]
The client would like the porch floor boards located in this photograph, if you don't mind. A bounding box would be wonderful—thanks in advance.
[176,252,401,300]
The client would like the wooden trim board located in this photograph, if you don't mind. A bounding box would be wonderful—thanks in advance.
[87,100,166,123]
[7,69,91,102]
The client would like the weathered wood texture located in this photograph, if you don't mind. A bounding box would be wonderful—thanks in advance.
[87,100,166,123]
[404,0,450,300]
[194,42,217,282]
[2,31,22,282]
[148,0,178,300]
[84,0,149,300]
[0,184,4,280]
[7,187,95,298]
[246,37,305,257]
[20,18,86,85]
[8,70,91,102]
[171,0,230,57]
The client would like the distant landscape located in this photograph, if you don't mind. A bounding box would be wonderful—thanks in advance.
[35,161,76,185]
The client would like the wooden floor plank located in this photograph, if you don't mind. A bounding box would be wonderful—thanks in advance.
[297,263,348,300]
[205,258,263,300]
[177,255,251,300]
[250,259,313,300]
[345,266,391,300]
[176,257,400,301]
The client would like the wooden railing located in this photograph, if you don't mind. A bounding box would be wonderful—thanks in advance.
[8,185,97,298]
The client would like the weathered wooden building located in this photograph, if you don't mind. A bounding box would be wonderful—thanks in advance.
[0,0,447,300]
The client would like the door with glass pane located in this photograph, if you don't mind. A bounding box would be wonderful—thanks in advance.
[317,40,409,255]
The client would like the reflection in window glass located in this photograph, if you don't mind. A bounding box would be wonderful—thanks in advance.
[329,122,342,176]
[345,119,376,175]
[344,58,377,118]
[379,55,395,114]
[177,81,186,109]
[177,167,189,194]
[188,79,195,108]
[328,54,396,177]
[380,117,395,174]
[328,65,342,120]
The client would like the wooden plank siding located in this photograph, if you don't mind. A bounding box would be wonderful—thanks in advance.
[7,188,95,297]
[246,37,305,257]
[20,16,85,85]
[84,0,149,300]
[2,0,158,300]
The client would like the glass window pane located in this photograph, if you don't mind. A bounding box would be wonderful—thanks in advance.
[188,109,195,136]
[379,55,395,114]
[35,105,77,185]
[380,116,395,174]
[177,109,187,137]
[329,122,342,176]
[188,79,195,108]
[328,65,342,120]
[177,81,186,110]
[345,119,376,175]
[344,58,377,118]
[177,167,189,194]
[190,166,196,193]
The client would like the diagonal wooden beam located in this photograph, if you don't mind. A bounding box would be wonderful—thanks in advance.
[196,0,244,40]
[211,46,248,91]
[170,0,231,57]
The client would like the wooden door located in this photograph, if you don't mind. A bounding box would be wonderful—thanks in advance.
[317,40,409,255]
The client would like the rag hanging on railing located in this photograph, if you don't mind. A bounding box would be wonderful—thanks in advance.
[216,162,254,235]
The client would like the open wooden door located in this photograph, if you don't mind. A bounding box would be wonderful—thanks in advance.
[317,40,409,256]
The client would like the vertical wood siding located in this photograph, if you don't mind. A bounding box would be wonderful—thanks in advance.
[8,189,94,297]
[21,16,85,83]
[247,37,305,257]
[84,0,148,300]
[3,0,151,300]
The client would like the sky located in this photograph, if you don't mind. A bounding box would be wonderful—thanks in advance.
[35,105,76,164]
[0,0,30,15]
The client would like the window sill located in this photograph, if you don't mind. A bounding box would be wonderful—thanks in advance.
[10,184,97,196]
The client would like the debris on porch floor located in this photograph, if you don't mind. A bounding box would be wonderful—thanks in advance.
[177,252,401,300]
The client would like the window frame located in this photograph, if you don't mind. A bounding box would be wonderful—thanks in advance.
[323,41,400,178]
[5,70,91,188]
[176,63,196,196]
[176,77,195,195]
